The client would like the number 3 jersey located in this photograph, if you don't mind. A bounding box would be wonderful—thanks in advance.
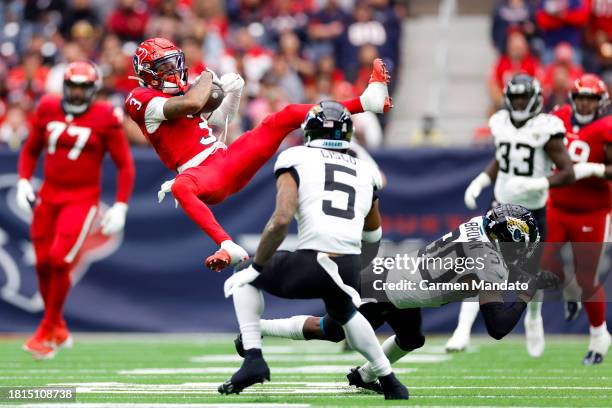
[489,110,566,209]
[125,87,225,172]
[274,145,383,255]
[384,216,509,308]
[18,94,134,203]
[549,105,612,212]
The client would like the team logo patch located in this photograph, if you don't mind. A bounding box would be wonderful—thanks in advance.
[506,217,529,242]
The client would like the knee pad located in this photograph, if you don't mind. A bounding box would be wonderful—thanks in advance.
[395,332,425,352]
[320,315,346,343]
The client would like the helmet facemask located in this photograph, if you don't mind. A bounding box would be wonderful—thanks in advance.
[62,80,97,115]
[504,81,543,123]
[135,52,188,94]
[571,93,606,125]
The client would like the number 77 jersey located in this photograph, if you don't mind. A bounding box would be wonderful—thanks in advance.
[274,145,383,255]
[489,109,566,209]
[18,94,132,203]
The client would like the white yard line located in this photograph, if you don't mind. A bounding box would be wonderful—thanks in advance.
[117,367,417,375]
[190,354,450,364]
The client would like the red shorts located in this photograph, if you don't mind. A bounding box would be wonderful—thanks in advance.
[31,197,99,269]
[542,205,611,295]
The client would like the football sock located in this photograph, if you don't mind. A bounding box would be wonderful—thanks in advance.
[585,289,606,327]
[590,321,608,338]
[260,316,308,340]
[43,266,71,327]
[342,312,391,377]
[233,284,264,350]
[170,176,231,245]
[455,300,479,333]
[36,263,52,307]
[359,335,408,383]
[526,290,543,321]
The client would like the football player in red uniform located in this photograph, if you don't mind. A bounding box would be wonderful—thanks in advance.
[543,73,612,364]
[16,61,135,359]
[125,37,392,272]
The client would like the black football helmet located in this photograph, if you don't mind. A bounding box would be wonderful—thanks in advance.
[483,204,540,266]
[503,74,543,123]
[302,100,353,150]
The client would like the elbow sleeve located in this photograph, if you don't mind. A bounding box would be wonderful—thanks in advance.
[480,301,526,340]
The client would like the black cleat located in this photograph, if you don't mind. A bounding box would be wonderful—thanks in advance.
[218,349,270,395]
[378,372,409,400]
[583,350,604,365]
[234,334,245,358]
[564,301,582,321]
[347,366,383,394]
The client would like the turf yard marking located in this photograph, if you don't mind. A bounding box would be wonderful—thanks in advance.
[117,366,417,375]
[190,353,450,364]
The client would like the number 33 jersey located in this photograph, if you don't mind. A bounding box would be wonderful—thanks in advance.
[489,110,565,209]
[18,94,133,203]
[274,146,383,255]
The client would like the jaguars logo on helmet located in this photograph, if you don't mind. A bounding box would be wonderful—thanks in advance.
[484,204,540,265]
[302,101,353,150]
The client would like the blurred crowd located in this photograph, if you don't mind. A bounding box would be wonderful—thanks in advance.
[488,0,612,115]
[0,0,405,151]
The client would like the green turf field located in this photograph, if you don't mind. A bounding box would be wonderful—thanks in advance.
[0,334,610,407]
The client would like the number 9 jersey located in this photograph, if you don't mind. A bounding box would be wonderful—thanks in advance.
[274,146,383,255]
[489,109,566,209]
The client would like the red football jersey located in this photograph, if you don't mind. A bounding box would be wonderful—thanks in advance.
[18,95,135,203]
[550,104,612,212]
[125,87,222,172]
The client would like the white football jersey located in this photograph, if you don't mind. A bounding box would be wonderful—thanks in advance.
[274,145,383,255]
[489,110,565,210]
[385,216,508,308]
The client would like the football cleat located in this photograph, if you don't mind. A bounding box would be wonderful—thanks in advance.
[445,330,470,353]
[564,301,582,321]
[234,334,245,358]
[378,372,409,400]
[524,317,545,358]
[347,367,383,394]
[360,58,393,114]
[205,248,231,272]
[23,327,56,360]
[218,349,270,395]
[52,322,74,349]
[583,329,611,365]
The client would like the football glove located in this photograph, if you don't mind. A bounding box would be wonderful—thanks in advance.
[573,162,605,180]
[224,264,261,298]
[464,172,491,210]
[101,202,128,235]
[16,178,36,215]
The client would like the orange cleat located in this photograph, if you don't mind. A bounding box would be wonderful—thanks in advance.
[369,58,391,84]
[52,321,74,349]
[205,248,232,272]
[23,326,56,360]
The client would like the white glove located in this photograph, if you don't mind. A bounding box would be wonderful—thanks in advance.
[224,264,260,298]
[506,176,550,196]
[101,202,128,236]
[464,172,491,210]
[573,162,606,180]
[220,240,249,265]
[16,178,36,214]
[219,73,245,94]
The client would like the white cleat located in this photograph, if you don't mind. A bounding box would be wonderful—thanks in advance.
[445,330,470,353]
[584,327,611,365]
[524,317,545,358]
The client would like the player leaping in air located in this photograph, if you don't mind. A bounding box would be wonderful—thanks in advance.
[125,37,392,271]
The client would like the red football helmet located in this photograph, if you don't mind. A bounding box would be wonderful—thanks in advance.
[132,38,188,94]
[63,60,100,115]
[569,73,609,124]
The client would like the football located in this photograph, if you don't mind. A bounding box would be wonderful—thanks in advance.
[201,82,224,113]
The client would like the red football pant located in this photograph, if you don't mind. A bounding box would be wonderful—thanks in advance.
[542,205,610,327]
[31,198,98,328]
[171,99,364,245]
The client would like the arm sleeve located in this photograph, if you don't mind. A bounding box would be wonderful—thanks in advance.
[17,112,45,180]
[144,97,167,134]
[104,108,136,203]
[480,301,527,340]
